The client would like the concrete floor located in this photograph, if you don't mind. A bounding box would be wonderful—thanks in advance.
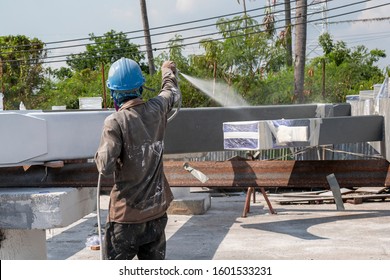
[46,192,390,260]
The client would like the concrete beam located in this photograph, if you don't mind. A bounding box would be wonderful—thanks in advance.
[0,104,350,166]
[0,187,97,259]
[0,229,47,260]
[165,114,383,154]
[0,188,97,229]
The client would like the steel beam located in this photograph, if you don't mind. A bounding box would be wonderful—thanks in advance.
[0,160,389,189]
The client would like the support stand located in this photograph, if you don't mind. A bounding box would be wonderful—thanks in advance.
[242,187,276,217]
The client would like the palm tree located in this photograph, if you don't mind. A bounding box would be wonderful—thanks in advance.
[236,0,248,16]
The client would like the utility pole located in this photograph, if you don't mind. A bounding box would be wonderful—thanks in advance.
[294,0,307,103]
[140,0,155,75]
[101,62,107,109]
[284,0,293,67]
[0,58,4,110]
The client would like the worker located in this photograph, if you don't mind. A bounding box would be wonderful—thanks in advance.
[94,58,180,260]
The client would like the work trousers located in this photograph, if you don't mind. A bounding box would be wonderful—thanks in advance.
[104,213,168,260]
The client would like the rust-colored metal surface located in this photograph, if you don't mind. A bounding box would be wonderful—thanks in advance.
[0,159,389,189]
[164,160,390,188]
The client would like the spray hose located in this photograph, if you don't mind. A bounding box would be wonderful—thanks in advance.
[96,172,104,260]
[96,73,181,260]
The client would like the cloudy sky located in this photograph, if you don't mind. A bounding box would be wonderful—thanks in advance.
[1,0,389,69]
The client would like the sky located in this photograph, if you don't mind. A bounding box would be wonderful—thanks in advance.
[1,0,390,70]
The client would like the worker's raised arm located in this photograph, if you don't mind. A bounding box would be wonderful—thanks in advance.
[159,61,181,109]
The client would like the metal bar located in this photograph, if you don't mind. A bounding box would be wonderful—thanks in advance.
[242,187,253,218]
[0,160,389,189]
[326,173,345,211]
[259,187,277,214]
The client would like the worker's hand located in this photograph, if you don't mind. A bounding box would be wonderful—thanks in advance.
[162,61,177,76]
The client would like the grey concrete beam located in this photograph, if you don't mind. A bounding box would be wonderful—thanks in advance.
[0,187,97,229]
[318,115,383,145]
[165,114,384,154]
[0,103,366,166]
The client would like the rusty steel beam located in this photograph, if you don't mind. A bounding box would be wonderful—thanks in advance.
[164,160,390,188]
[0,160,389,189]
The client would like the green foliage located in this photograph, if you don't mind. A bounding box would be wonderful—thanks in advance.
[154,36,214,107]
[40,68,106,109]
[306,33,386,103]
[66,30,145,72]
[251,67,295,105]
[2,20,387,111]
[143,69,212,108]
[318,32,333,55]
[190,14,287,103]
[0,35,46,109]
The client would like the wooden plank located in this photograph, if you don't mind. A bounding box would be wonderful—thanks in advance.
[354,186,389,194]
[274,194,390,204]
[319,188,355,196]
[275,197,335,204]
[271,188,354,198]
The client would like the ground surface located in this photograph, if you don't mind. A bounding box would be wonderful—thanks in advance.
[46,192,390,260]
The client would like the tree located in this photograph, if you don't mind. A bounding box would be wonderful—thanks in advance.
[236,0,248,16]
[41,68,104,110]
[294,0,307,103]
[0,35,46,109]
[199,39,222,81]
[152,36,212,108]
[305,32,386,102]
[263,1,276,37]
[66,30,145,72]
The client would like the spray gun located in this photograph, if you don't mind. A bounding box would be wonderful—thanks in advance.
[167,68,182,123]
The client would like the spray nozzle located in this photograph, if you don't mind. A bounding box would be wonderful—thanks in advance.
[176,69,181,82]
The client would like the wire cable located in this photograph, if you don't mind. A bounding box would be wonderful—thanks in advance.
[1,0,341,54]
[2,0,385,65]
[0,0,363,59]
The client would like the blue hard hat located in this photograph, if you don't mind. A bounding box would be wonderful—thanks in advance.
[106,58,145,91]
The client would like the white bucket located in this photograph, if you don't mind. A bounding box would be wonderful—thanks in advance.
[79,97,102,109]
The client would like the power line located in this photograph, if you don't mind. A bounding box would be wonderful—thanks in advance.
[324,16,390,25]
[0,6,269,50]
[49,2,390,66]
[53,1,382,60]
[3,0,385,66]
[1,0,363,61]
[1,0,339,54]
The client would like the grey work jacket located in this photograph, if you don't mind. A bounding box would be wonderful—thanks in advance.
[95,69,179,224]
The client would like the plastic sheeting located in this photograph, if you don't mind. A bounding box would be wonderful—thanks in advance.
[223,118,322,150]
